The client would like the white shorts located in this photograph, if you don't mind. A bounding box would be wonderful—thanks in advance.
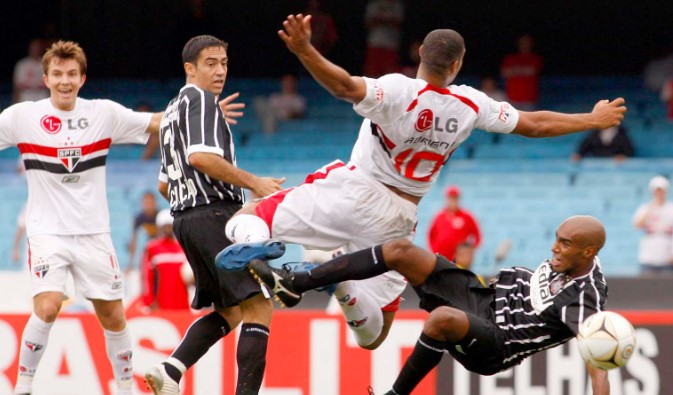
[27,233,124,300]
[255,160,418,307]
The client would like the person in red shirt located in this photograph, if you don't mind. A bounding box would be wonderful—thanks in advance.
[141,209,191,310]
[500,34,543,109]
[427,186,481,261]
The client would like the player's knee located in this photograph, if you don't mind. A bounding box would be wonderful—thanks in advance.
[424,306,461,340]
[225,213,270,243]
[35,303,60,323]
[240,294,273,326]
[383,239,415,270]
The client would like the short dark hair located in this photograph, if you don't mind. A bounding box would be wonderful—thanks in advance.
[420,29,465,74]
[182,35,228,64]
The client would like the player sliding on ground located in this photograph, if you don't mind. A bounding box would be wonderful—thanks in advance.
[217,13,626,352]
[249,216,611,395]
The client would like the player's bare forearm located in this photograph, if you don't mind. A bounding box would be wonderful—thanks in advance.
[513,98,626,138]
[188,152,285,197]
[587,364,610,395]
[279,14,366,103]
[158,180,169,201]
[146,112,164,134]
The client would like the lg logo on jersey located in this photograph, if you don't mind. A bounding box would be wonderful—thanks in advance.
[414,109,459,133]
[40,115,89,134]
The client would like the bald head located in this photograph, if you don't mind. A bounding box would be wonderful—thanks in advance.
[420,29,465,74]
[559,215,606,252]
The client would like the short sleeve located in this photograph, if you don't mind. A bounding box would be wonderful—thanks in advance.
[0,105,18,150]
[105,100,152,145]
[353,74,410,126]
[466,86,520,134]
[183,88,226,159]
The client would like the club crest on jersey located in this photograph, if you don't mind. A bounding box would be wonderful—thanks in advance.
[58,147,82,172]
[415,109,434,132]
[34,264,49,279]
[40,115,62,134]
[25,341,44,352]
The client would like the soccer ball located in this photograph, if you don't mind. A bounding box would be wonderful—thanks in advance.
[577,311,636,370]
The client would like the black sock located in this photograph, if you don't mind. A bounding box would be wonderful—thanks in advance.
[165,311,231,383]
[236,323,270,395]
[391,333,448,395]
[293,245,388,292]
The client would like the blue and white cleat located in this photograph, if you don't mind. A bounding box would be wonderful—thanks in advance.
[215,240,286,270]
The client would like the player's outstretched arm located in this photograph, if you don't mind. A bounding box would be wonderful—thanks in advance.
[513,98,626,138]
[278,14,366,104]
[189,152,285,198]
[587,363,610,395]
[146,112,165,134]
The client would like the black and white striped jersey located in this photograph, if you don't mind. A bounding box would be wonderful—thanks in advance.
[159,84,244,212]
[494,257,608,369]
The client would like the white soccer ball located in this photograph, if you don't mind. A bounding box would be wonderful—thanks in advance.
[577,311,636,370]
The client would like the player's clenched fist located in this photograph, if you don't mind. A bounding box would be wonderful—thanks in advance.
[591,98,627,128]
[278,14,313,55]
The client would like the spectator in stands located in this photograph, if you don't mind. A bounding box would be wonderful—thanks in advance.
[127,191,160,270]
[660,77,673,120]
[571,125,635,162]
[306,0,337,56]
[254,73,307,134]
[363,0,404,77]
[633,175,673,275]
[140,209,191,310]
[480,76,507,102]
[428,186,481,262]
[399,40,422,78]
[13,39,49,103]
[500,34,543,110]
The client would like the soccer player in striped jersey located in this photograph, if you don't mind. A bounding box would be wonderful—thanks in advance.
[144,35,285,395]
[250,215,610,394]
[0,41,163,395]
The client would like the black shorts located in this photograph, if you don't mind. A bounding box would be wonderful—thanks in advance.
[413,256,506,375]
[173,201,264,309]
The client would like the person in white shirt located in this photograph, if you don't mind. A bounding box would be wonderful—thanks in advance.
[633,175,673,275]
[220,15,627,351]
[0,40,163,395]
[12,39,50,103]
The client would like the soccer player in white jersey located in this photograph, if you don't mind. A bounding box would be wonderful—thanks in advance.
[220,15,626,351]
[0,41,163,395]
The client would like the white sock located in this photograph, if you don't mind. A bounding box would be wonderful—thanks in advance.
[104,327,133,392]
[333,281,384,348]
[15,313,53,392]
[225,214,270,243]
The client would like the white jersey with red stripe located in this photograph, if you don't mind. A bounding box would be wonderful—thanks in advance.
[351,74,520,196]
[0,98,151,237]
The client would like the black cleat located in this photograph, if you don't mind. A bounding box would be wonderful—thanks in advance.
[249,259,302,307]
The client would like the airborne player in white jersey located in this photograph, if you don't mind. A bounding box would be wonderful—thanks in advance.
[219,14,626,351]
[0,41,163,395]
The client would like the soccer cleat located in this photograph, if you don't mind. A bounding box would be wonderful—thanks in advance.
[280,262,337,295]
[145,364,180,395]
[215,240,285,270]
[249,259,302,308]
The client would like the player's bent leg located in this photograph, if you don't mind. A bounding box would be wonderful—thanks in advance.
[424,306,470,343]
[333,280,385,349]
[236,294,273,394]
[381,239,437,287]
[92,299,133,395]
[15,292,64,394]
